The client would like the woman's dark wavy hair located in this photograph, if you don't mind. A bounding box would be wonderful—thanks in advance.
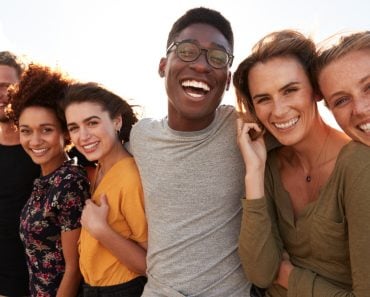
[233,30,318,122]
[8,64,70,137]
[61,82,138,143]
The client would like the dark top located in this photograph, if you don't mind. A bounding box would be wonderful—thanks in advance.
[19,160,89,297]
[0,144,40,296]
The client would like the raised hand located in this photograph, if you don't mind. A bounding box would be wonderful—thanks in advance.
[81,194,110,239]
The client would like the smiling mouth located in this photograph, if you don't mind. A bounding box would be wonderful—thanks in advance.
[358,122,370,133]
[30,148,48,156]
[273,117,299,130]
[82,142,99,152]
[181,80,210,98]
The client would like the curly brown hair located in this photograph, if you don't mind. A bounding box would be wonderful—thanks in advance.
[8,64,70,134]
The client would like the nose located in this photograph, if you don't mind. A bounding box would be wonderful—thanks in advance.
[352,96,370,116]
[189,51,212,73]
[272,97,289,118]
[79,126,91,141]
[29,132,42,146]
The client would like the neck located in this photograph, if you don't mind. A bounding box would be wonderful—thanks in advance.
[98,141,129,177]
[290,119,330,169]
[41,153,67,176]
[0,121,20,145]
[167,106,216,132]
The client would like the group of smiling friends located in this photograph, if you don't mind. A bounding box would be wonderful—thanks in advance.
[0,6,369,297]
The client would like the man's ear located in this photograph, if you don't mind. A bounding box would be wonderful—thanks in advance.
[225,71,231,91]
[158,58,167,77]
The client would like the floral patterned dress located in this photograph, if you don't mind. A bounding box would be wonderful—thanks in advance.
[19,160,90,297]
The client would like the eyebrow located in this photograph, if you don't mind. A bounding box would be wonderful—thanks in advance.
[359,74,370,84]
[179,38,228,51]
[327,75,370,100]
[252,82,300,101]
[19,123,57,128]
[67,115,100,127]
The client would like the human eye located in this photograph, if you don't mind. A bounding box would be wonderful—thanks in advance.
[68,125,78,133]
[87,120,99,127]
[332,96,350,108]
[177,43,198,60]
[283,87,298,95]
[208,49,228,68]
[255,96,270,104]
[364,83,370,93]
[42,127,54,134]
[19,128,30,135]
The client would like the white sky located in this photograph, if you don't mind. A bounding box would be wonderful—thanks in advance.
[1,0,370,128]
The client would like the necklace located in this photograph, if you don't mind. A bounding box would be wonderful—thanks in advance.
[304,126,331,183]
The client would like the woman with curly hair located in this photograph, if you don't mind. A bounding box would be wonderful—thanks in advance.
[8,64,90,297]
[61,82,147,297]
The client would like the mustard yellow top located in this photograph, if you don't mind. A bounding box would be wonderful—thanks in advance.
[79,157,147,286]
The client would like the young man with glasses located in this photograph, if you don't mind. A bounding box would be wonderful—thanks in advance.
[0,51,40,297]
[129,7,258,297]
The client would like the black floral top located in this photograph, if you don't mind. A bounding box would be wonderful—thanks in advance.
[19,160,90,297]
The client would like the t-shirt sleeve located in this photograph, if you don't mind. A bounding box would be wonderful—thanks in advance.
[55,170,90,232]
[121,172,147,243]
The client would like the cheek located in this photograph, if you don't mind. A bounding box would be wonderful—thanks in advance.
[332,108,351,128]
[19,135,28,147]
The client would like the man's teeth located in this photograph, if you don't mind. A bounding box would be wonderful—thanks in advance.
[359,122,370,132]
[182,80,210,92]
[274,117,299,129]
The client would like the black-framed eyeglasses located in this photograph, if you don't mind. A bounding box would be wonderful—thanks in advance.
[166,41,233,69]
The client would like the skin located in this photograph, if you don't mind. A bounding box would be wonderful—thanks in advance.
[18,106,66,176]
[319,49,370,146]
[159,23,232,131]
[238,56,349,289]
[0,65,19,145]
[65,101,147,275]
[18,106,81,296]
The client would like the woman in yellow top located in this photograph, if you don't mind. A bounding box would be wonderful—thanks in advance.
[61,82,147,296]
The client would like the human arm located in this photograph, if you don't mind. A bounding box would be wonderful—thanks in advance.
[81,196,147,275]
[56,229,82,297]
[237,119,284,287]
[275,154,370,296]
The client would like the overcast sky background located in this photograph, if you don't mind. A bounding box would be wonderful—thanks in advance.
[1,0,369,128]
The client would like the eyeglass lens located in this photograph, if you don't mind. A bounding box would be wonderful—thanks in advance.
[176,42,229,68]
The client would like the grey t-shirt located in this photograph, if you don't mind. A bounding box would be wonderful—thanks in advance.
[130,105,251,297]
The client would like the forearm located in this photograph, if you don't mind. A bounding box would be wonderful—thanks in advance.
[56,266,82,297]
[245,169,265,199]
[288,267,357,297]
[239,198,282,288]
[94,225,147,275]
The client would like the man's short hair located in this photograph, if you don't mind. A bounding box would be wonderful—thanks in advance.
[0,51,24,78]
[167,7,234,52]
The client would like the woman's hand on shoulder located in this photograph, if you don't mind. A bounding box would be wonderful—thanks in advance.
[81,195,110,239]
